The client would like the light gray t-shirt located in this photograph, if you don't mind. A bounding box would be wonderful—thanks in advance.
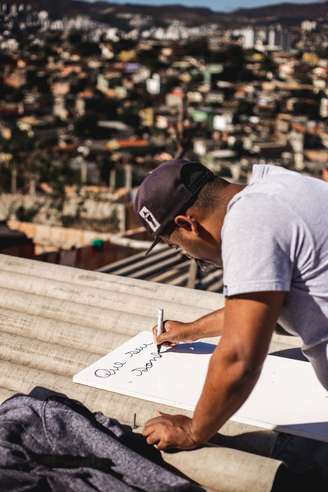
[221,164,328,388]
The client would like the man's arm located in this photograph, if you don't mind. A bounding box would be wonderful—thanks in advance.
[144,291,285,449]
[155,303,283,346]
[190,291,285,442]
[155,308,224,345]
[192,308,225,338]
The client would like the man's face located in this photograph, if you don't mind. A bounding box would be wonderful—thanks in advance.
[162,223,222,269]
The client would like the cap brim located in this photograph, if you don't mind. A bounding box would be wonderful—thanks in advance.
[144,235,160,255]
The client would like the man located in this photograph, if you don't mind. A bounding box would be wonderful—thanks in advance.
[134,159,328,451]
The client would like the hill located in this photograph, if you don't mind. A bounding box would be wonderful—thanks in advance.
[7,1,328,26]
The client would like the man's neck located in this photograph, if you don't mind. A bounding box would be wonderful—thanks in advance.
[221,183,246,207]
[205,183,246,244]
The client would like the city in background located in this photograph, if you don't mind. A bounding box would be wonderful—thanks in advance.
[0,0,327,290]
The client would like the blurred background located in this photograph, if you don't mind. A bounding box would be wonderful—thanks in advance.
[0,0,327,291]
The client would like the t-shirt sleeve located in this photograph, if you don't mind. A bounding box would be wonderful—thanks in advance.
[222,194,294,297]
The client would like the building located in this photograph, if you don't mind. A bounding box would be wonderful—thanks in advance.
[0,222,34,258]
[99,244,223,291]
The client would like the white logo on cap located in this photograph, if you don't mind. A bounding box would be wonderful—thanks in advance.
[139,206,160,232]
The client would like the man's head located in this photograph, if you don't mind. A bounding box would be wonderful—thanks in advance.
[134,159,238,265]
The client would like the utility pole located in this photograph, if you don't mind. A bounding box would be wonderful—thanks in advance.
[172,86,199,287]
[174,89,190,159]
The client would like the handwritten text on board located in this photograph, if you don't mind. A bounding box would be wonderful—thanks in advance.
[94,341,162,379]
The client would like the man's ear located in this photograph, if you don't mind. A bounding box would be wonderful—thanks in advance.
[174,214,192,232]
[174,215,200,236]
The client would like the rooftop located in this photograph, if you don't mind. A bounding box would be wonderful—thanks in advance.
[99,244,223,291]
[0,253,310,491]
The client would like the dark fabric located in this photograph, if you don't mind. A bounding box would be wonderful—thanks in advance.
[271,433,328,491]
[0,387,201,492]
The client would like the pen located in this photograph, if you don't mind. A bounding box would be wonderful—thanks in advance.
[157,308,164,354]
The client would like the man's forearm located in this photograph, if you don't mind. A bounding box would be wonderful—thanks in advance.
[191,308,224,339]
[190,346,261,443]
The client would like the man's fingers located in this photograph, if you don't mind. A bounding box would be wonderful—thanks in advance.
[153,330,175,348]
[152,326,157,337]
[144,417,164,433]
[146,431,159,445]
[152,324,169,343]
[146,433,169,450]
[145,429,170,449]
[152,320,183,346]
[157,332,170,343]
[156,438,169,450]
[158,333,177,347]
[143,420,160,435]
[143,423,154,436]
[144,423,169,448]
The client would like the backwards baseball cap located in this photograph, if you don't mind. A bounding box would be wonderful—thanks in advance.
[134,159,215,254]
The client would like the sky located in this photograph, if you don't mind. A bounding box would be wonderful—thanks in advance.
[87,0,321,12]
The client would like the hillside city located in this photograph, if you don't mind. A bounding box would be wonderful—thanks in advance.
[2,6,328,491]
[0,1,327,281]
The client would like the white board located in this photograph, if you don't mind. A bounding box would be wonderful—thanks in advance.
[73,331,328,443]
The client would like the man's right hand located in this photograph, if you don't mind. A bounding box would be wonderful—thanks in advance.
[152,320,198,348]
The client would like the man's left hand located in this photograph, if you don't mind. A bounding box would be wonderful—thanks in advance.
[143,412,199,450]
